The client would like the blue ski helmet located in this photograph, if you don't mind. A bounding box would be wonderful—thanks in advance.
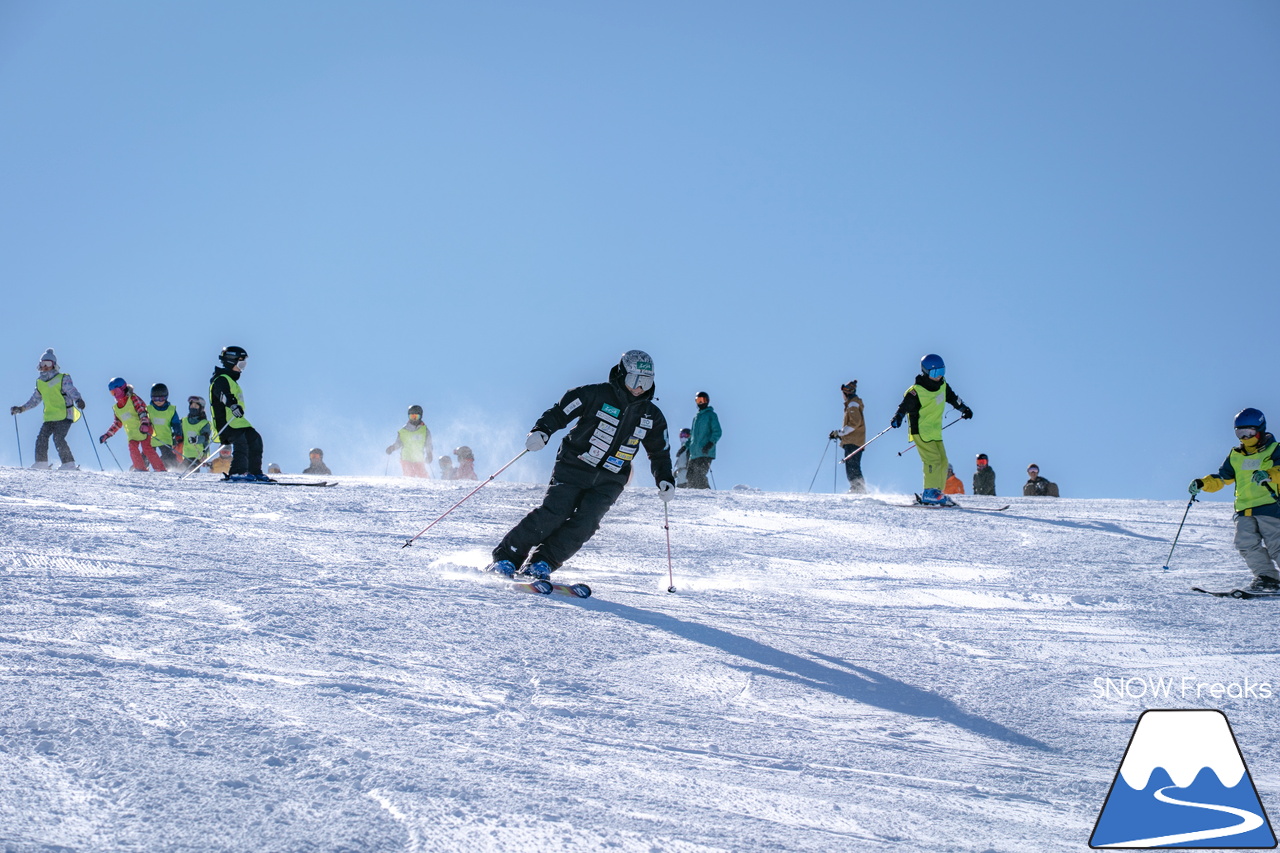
[920,354,945,379]
[1234,407,1266,434]
[107,377,127,393]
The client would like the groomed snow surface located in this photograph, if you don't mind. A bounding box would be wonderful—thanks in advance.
[1,470,1277,852]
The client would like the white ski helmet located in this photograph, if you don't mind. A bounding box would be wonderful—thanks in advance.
[619,350,655,393]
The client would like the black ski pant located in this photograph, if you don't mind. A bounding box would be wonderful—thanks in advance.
[842,444,865,492]
[686,456,713,489]
[222,426,264,476]
[35,419,75,465]
[492,462,626,571]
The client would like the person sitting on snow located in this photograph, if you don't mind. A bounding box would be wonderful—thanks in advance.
[1022,464,1059,497]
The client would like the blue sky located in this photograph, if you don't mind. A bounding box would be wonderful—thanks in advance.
[2,2,1277,499]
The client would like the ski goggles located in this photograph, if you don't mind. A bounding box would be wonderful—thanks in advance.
[927,367,945,379]
[1027,467,1039,475]
[152,394,168,403]
[624,372,654,393]
[37,361,55,371]
[1236,427,1259,440]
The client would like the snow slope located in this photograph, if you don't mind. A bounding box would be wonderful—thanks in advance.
[1,470,1277,852]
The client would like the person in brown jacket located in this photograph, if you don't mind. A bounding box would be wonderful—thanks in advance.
[829,381,867,493]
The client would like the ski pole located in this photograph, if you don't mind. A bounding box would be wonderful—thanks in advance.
[12,414,23,468]
[178,423,232,481]
[80,412,104,471]
[402,449,528,548]
[1161,494,1198,571]
[841,426,893,463]
[663,499,676,593]
[896,417,963,456]
[807,437,835,493]
[102,438,125,472]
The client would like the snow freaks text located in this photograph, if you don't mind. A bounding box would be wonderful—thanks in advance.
[1092,676,1275,702]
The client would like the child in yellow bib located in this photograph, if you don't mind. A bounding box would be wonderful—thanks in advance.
[891,353,973,507]
[1190,407,1280,592]
[9,348,85,469]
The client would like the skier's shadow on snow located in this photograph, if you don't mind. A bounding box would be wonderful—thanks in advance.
[994,513,1171,544]
[593,600,1052,753]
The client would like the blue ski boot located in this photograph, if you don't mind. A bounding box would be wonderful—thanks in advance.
[520,561,553,581]
[488,560,518,578]
[919,488,957,507]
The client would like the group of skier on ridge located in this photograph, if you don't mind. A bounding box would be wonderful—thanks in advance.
[9,346,473,482]
[10,346,1280,593]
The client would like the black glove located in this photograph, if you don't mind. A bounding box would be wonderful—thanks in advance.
[230,404,244,419]
[828,430,840,441]
[702,443,713,454]
[76,399,86,410]
[890,414,903,429]
[960,405,973,420]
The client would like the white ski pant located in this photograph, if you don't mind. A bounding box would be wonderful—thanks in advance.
[1234,514,1280,580]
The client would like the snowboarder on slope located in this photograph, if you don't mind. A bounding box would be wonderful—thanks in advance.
[1189,407,1280,592]
[100,378,165,471]
[209,345,268,481]
[487,349,675,580]
[10,348,85,470]
[1023,464,1059,497]
[830,380,867,493]
[890,353,972,506]
[386,405,433,478]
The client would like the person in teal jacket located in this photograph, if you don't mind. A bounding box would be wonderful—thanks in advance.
[1189,408,1280,592]
[687,391,722,489]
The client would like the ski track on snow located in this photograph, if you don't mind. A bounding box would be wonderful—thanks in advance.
[0,470,1275,851]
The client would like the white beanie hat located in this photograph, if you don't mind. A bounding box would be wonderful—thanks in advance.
[39,348,57,367]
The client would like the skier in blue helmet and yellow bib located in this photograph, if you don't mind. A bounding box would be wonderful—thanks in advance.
[1189,408,1280,592]
[891,354,973,506]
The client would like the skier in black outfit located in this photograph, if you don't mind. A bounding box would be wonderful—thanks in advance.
[489,350,675,581]
[208,345,268,481]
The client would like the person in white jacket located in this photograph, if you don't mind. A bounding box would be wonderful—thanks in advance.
[10,348,85,470]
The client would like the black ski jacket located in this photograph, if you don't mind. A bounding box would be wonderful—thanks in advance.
[208,367,245,434]
[532,364,674,486]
